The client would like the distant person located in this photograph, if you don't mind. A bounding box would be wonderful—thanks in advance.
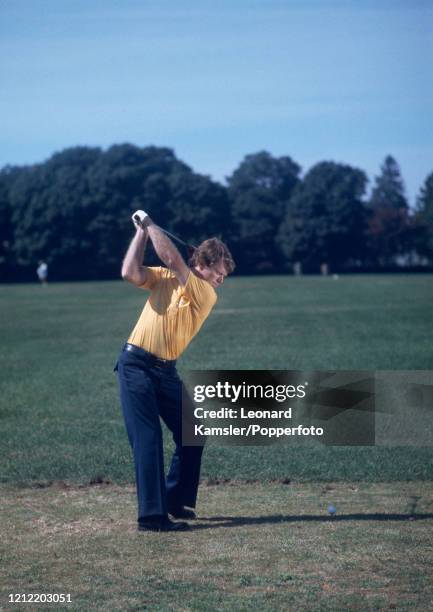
[36,261,48,285]
[293,261,302,276]
[115,211,235,532]
[320,262,329,276]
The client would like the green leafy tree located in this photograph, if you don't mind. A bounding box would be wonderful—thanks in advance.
[412,171,433,261]
[166,169,230,247]
[277,161,368,271]
[85,144,228,273]
[3,144,231,280]
[228,151,301,272]
[9,147,103,279]
[0,167,19,279]
[366,156,410,266]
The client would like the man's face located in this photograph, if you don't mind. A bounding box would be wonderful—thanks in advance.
[197,259,228,288]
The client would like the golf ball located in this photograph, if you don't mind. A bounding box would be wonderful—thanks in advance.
[327,504,336,515]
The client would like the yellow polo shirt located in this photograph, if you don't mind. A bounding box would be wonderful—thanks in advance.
[127,267,217,360]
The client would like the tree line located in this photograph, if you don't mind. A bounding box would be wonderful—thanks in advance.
[0,144,432,281]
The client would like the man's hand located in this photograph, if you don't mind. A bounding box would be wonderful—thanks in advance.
[132,210,150,230]
[126,210,190,287]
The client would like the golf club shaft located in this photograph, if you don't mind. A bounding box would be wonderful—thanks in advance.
[132,211,196,250]
[157,225,195,250]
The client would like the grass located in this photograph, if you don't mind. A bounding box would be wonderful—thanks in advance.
[1,275,432,609]
[1,480,432,611]
[201,274,433,370]
[1,275,433,486]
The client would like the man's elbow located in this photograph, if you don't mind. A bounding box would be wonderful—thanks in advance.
[121,267,136,283]
[121,267,146,286]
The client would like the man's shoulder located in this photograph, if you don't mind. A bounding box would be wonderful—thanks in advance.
[138,266,173,290]
[185,270,217,302]
[159,267,176,279]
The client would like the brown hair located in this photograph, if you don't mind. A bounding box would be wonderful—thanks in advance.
[189,238,235,274]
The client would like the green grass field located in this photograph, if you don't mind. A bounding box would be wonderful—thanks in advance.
[1,275,432,610]
[1,275,432,485]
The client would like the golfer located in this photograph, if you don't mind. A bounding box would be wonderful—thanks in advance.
[115,212,235,532]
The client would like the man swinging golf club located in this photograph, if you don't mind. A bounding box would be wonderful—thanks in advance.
[115,210,235,532]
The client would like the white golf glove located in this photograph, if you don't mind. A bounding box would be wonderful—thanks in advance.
[132,209,149,228]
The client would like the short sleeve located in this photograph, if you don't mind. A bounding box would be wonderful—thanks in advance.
[138,266,165,290]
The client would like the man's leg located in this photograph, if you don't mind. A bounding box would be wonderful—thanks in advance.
[116,352,167,519]
[157,369,204,510]
[166,442,204,510]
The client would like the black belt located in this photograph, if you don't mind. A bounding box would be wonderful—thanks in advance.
[123,343,176,368]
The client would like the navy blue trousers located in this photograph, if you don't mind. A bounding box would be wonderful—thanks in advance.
[115,346,203,520]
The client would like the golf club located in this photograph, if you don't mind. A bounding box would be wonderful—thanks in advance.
[132,210,196,253]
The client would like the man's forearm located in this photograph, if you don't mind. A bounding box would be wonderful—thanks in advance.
[146,221,184,272]
[121,228,148,283]
[130,212,189,285]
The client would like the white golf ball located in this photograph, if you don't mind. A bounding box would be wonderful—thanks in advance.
[327,504,336,515]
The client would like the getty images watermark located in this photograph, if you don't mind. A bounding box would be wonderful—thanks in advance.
[181,371,379,446]
[191,380,323,439]
[182,370,433,447]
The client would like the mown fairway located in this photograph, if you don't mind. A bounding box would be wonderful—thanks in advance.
[1,275,432,610]
[1,275,432,485]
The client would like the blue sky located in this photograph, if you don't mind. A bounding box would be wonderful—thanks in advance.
[1,0,432,204]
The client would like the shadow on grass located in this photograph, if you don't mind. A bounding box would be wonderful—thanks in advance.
[191,512,433,530]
